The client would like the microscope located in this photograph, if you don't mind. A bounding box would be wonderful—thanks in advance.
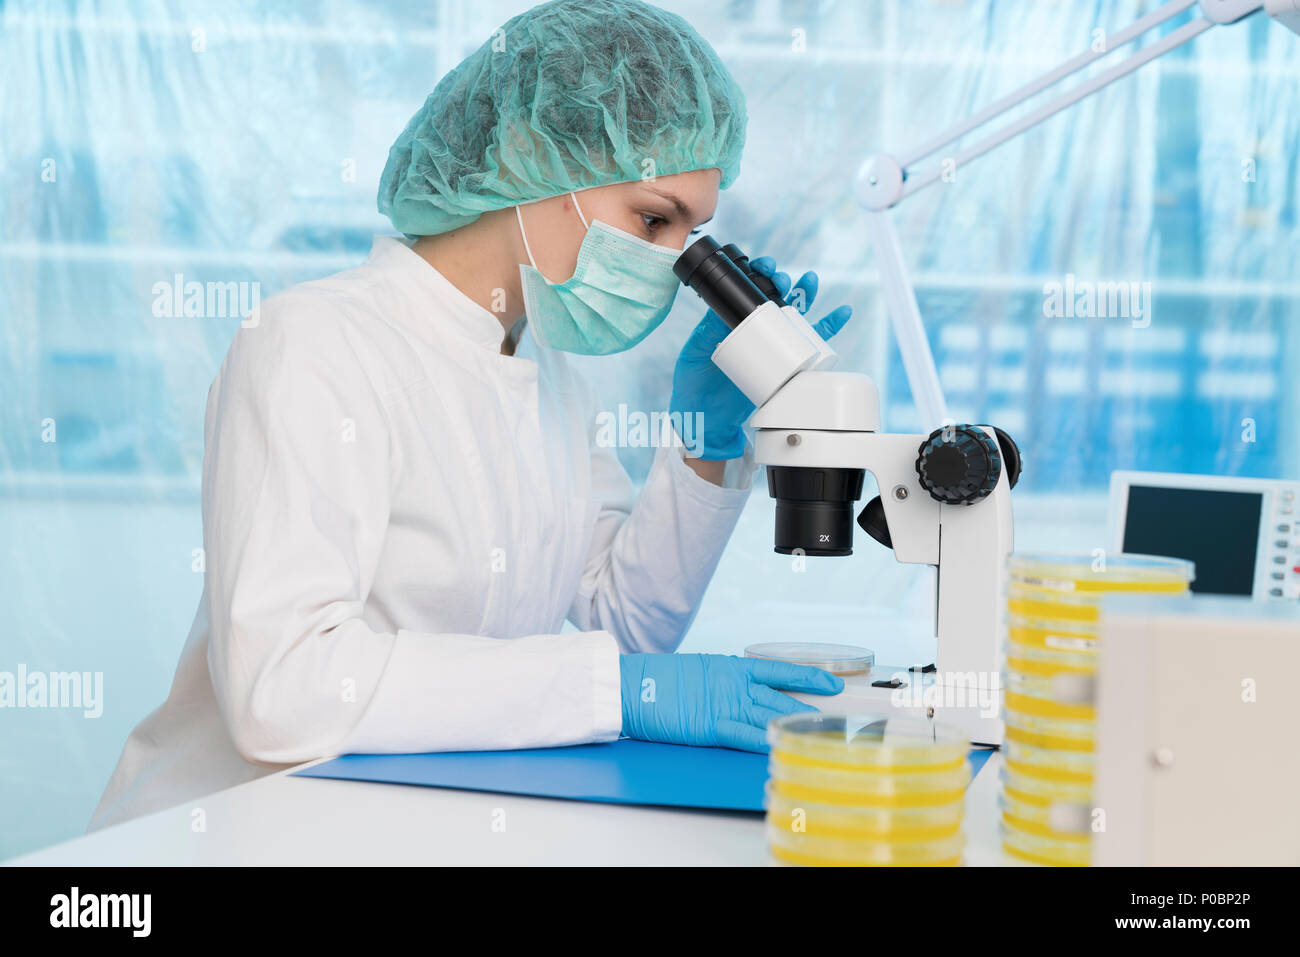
[674,237,1021,746]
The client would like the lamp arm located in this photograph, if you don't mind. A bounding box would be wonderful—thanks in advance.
[856,0,1268,430]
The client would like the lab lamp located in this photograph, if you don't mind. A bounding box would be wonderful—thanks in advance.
[857,0,1300,430]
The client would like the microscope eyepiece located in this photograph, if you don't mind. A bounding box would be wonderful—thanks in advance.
[721,243,786,307]
[673,235,769,330]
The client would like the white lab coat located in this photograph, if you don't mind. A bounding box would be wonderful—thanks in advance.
[89,235,755,831]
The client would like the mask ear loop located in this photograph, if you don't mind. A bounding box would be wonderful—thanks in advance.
[569,192,590,230]
[515,194,588,271]
[515,204,539,269]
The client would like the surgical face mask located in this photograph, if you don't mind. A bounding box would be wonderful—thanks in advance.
[516,193,681,356]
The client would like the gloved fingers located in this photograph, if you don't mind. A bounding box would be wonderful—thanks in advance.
[749,255,792,300]
[680,309,733,360]
[750,682,820,716]
[788,270,819,315]
[696,426,749,462]
[745,658,845,695]
[812,304,854,341]
[714,719,770,754]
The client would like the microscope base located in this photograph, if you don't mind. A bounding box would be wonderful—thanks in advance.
[788,664,1004,747]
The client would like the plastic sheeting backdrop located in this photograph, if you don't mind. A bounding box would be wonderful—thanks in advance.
[1,0,1297,859]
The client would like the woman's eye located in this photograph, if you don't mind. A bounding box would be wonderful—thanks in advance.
[641,213,667,232]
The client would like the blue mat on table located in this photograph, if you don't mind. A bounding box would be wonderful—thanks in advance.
[293,739,994,813]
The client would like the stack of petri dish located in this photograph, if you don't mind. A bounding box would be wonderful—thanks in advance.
[1001,552,1194,866]
[765,714,969,866]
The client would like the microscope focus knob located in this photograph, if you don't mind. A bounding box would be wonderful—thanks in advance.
[915,425,1003,505]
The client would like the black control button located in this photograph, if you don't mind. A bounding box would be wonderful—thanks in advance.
[914,425,1003,505]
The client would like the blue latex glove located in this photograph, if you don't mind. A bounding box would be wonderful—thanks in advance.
[619,653,845,753]
[670,257,854,460]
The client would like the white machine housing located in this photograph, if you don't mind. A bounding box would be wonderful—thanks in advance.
[1094,594,1300,865]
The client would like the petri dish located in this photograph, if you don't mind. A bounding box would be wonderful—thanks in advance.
[1000,764,1093,806]
[1008,552,1195,593]
[1002,819,1091,867]
[1003,665,1097,702]
[745,641,874,676]
[767,819,965,867]
[1006,613,1100,658]
[764,781,963,842]
[1003,706,1095,752]
[1004,687,1095,721]
[1006,581,1105,624]
[1005,635,1097,676]
[1000,792,1092,839]
[768,756,969,808]
[1003,735,1094,785]
[767,713,968,770]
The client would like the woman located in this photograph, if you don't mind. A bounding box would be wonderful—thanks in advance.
[90,0,852,830]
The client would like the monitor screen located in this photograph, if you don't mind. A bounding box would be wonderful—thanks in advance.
[1121,485,1263,596]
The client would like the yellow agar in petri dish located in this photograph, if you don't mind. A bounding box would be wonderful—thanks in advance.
[1003,704,1095,752]
[1007,552,1195,593]
[764,782,963,842]
[767,820,965,867]
[1003,735,1094,784]
[1002,820,1091,867]
[1000,764,1093,806]
[1006,614,1100,658]
[767,713,968,769]
[768,758,969,808]
[765,714,971,866]
[999,791,1091,839]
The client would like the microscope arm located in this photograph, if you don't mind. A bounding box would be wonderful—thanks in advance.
[751,371,1015,681]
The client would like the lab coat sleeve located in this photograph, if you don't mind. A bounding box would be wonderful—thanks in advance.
[567,393,758,653]
[203,293,621,765]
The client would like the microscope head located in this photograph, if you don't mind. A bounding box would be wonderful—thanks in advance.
[674,236,836,407]
[675,236,869,555]
[673,236,1022,562]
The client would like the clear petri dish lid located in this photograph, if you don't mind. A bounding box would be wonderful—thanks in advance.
[768,713,968,769]
[745,641,874,676]
[1007,551,1195,592]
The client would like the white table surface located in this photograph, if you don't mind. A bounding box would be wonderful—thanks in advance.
[9,751,1009,866]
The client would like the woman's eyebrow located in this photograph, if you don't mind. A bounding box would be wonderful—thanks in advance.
[643,184,693,221]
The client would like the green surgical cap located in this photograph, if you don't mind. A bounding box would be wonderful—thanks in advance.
[377,0,748,236]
